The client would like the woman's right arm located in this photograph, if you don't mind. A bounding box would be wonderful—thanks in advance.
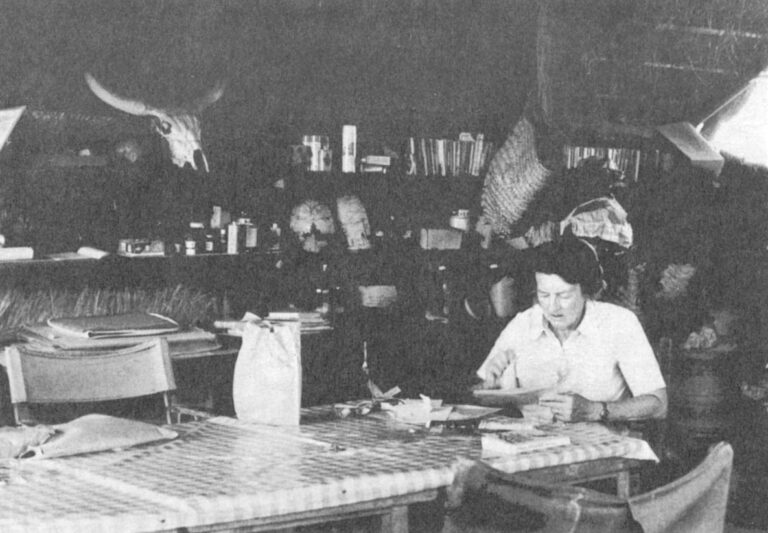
[477,348,517,389]
[476,312,525,388]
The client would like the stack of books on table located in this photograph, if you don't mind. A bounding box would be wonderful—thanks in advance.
[17,312,221,356]
[479,416,571,457]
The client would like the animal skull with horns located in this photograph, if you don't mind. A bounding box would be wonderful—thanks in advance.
[84,73,224,172]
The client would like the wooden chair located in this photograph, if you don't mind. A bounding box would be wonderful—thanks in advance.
[5,338,205,426]
[442,441,733,533]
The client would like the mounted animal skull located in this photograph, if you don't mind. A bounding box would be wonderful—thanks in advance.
[84,73,224,172]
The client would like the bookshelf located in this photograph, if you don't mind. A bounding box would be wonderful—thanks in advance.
[562,144,663,182]
[403,134,495,178]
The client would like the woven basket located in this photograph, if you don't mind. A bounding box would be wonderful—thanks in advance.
[481,117,552,237]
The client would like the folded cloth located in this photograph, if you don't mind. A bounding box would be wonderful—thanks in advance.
[0,424,56,459]
[560,196,633,248]
[24,414,177,459]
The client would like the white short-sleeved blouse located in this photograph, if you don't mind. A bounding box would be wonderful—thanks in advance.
[476,300,666,402]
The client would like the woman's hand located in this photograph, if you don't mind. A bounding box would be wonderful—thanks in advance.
[538,391,600,422]
[481,349,515,389]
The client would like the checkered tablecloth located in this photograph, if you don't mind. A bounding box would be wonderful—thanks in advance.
[0,409,657,533]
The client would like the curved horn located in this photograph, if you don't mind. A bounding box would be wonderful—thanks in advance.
[190,80,226,113]
[84,73,156,117]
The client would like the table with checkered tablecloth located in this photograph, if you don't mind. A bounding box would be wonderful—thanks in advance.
[0,408,657,533]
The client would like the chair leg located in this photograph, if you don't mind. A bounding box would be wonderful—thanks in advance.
[379,505,409,533]
[617,470,631,498]
[163,393,172,425]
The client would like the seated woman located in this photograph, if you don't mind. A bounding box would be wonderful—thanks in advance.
[476,237,667,423]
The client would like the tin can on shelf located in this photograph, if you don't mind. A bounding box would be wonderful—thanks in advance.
[449,209,470,232]
[227,221,239,254]
[204,233,216,254]
[342,125,357,173]
[302,135,330,172]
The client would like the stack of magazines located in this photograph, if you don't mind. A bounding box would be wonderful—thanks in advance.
[18,312,221,356]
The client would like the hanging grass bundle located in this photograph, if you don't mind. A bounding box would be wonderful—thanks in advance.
[0,284,223,330]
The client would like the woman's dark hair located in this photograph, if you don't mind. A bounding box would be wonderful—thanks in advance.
[531,237,604,297]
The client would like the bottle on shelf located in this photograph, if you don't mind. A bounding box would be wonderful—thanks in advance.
[342,125,357,173]
[226,221,239,254]
[218,227,228,254]
[489,262,517,318]
[438,264,451,318]
[315,263,331,316]
[204,231,216,254]
[262,222,282,252]
[425,264,451,323]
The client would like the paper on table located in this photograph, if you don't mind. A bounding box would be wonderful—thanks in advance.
[472,387,546,407]
[446,405,502,422]
[479,416,537,432]
[382,397,434,426]
[382,399,500,426]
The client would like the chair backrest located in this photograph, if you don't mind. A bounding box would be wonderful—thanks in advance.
[628,441,733,533]
[442,441,733,533]
[5,338,177,425]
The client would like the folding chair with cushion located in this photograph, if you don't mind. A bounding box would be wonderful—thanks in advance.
[442,441,733,533]
[5,338,207,426]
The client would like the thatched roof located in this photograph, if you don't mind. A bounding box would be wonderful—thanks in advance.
[537,0,768,144]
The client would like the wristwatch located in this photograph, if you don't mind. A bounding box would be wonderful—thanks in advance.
[599,401,610,423]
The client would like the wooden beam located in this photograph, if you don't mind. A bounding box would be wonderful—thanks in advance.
[655,23,768,41]
[641,62,734,75]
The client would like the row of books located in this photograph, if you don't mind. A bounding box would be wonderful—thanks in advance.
[563,145,662,181]
[404,133,495,177]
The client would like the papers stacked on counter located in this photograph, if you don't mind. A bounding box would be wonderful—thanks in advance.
[18,323,221,357]
[47,312,180,338]
[214,310,332,336]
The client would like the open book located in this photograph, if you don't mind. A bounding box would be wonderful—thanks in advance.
[481,430,571,457]
[47,312,179,339]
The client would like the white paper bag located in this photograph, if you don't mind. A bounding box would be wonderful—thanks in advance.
[232,320,302,425]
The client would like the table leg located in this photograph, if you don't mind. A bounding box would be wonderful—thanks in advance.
[617,470,631,498]
[379,505,409,533]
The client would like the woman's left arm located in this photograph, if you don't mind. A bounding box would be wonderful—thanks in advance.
[540,387,668,423]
